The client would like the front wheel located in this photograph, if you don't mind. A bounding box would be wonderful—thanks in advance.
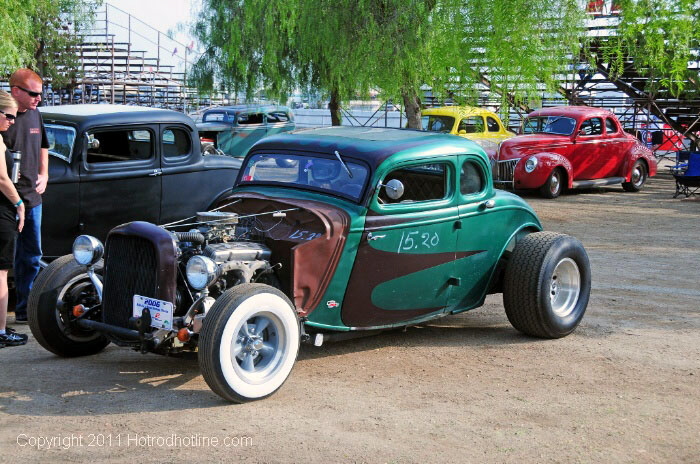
[503,232,591,338]
[198,284,300,403]
[27,255,110,357]
[539,168,565,199]
[622,160,647,192]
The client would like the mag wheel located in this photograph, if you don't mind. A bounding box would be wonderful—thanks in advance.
[27,255,109,357]
[198,283,300,403]
[503,232,591,338]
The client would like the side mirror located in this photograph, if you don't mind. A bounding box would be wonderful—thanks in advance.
[381,179,404,200]
[86,133,100,150]
[458,129,467,135]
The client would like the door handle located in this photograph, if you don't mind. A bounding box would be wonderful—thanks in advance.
[148,169,162,177]
[481,199,495,209]
[367,232,386,241]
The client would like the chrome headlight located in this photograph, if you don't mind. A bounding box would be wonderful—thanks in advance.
[186,255,220,290]
[524,157,538,173]
[72,235,104,266]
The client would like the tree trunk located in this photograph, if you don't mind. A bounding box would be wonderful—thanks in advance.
[329,88,342,126]
[402,90,422,129]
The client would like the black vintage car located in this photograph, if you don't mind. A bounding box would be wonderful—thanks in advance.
[40,105,242,258]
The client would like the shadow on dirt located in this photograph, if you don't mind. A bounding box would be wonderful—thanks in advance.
[0,311,542,416]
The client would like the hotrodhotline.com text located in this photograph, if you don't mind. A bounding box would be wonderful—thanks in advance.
[16,433,253,450]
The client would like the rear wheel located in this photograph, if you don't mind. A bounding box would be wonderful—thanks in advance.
[198,284,300,403]
[539,168,565,199]
[27,255,110,357]
[622,160,647,192]
[503,232,591,338]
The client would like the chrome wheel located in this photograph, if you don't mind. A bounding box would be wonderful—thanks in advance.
[549,171,561,196]
[231,313,285,384]
[549,258,581,318]
[631,164,645,188]
[199,284,299,402]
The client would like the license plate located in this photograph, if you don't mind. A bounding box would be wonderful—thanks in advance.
[132,295,174,330]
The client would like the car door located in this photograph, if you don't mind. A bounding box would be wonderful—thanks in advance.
[571,117,605,179]
[448,156,507,311]
[42,123,81,257]
[341,160,459,328]
[601,117,626,177]
[231,111,266,157]
[78,125,161,241]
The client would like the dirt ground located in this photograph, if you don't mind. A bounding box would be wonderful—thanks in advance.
[1,164,699,463]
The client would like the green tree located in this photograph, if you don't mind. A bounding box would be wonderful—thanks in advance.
[0,0,101,86]
[191,0,586,127]
[592,0,700,143]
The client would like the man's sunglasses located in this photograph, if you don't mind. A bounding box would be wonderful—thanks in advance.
[0,110,16,121]
[13,85,42,98]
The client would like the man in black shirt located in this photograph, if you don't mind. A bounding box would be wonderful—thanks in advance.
[2,69,49,323]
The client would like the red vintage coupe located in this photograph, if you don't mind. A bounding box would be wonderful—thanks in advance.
[493,106,657,198]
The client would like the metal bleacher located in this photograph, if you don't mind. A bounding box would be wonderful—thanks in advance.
[44,3,226,112]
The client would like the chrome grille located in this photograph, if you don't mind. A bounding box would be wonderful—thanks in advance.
[102,235,158,328]
[494,159,519,183]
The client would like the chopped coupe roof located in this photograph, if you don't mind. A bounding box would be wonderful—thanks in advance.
[252,126,484,170]
[39,104,195,130]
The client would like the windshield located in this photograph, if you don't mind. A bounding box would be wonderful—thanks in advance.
[45,123,76,162]
[421,115,455,133]
[239,153,369,202]
[522,116,576,135]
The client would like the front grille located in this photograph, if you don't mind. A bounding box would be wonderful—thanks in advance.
[494,159,519,183]
[102,235,158,328]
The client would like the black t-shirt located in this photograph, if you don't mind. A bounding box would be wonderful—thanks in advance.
[1,108,49,208]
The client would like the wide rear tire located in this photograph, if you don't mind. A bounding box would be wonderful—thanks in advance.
[503,232,591,338]
[198,284,300,403]
[27,255,110,357]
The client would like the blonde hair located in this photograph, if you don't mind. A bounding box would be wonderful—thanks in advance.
[0,90,18,111]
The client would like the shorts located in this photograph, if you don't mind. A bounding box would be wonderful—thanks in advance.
[0,204,18,269]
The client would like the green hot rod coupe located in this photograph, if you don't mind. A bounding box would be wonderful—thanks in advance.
[28,127,591,403]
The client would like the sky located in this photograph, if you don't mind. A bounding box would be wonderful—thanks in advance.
[102,0,201,71]
[106,0,198,40]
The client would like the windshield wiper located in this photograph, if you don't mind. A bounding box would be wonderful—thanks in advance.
[334,150,353,178]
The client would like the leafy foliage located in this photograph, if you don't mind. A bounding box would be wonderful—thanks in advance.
[600,0,699,96]
[0,0,101,86]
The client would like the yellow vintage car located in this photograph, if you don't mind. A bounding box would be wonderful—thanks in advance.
[421,106,515,155]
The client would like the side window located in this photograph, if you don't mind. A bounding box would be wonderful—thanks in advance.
[459,117,485,134]
[605,118,618,134]
[163,128,192,158]
[266,111,289,123]
[238,112,264,125]
[579,118,603,136]
[460,161,484,195]
[86,128,153,164]
[486,116,501,133]
[378,163,447,204]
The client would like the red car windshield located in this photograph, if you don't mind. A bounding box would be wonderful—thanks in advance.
[239,153,370,202]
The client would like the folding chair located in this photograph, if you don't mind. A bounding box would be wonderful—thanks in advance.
[671,152,700,198]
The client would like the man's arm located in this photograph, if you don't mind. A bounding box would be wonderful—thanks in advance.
[36,147,48,195]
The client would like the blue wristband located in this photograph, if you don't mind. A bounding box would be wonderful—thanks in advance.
[13,199,22,207]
